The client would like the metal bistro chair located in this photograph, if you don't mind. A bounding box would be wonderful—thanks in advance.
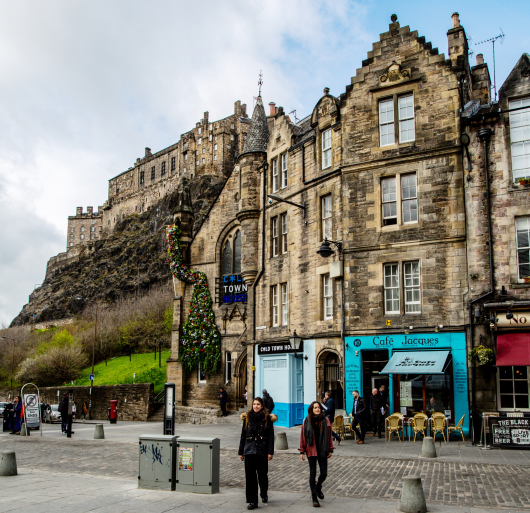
[386,413,403,442]
[411,413,429,442]
[430,412,447,442]
[332,414,345,442]
[448,414,466,442]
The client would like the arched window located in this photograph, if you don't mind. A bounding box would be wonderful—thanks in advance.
[222,230,242,275]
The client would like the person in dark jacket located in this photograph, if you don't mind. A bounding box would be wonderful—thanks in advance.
[351,390,367,444]
[59,393,69,434]
[322,391,341,445]
[299,401,334,507]
[11,396,23,434]
[219,388,228,417]
[238,397,274,510]
[369,388,384,438]
[261,389,274,413]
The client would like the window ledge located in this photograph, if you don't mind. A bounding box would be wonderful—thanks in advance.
[512,283,530,289]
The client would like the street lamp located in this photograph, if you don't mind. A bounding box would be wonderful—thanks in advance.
[289,331,307,360]
[316,239,343,258]
[1,336,15,399]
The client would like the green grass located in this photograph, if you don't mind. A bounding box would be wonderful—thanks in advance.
[72,351,171,395]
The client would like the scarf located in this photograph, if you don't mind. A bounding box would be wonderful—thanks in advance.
[303,413,328,456]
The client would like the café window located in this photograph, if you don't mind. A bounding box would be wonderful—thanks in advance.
[498,366,529,410]
[516,217,530,281]
[222,230,241,275]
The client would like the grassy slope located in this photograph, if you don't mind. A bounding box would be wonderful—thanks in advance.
[72,351,171,395]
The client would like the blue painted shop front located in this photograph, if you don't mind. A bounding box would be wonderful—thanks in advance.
[254,339,316,428]
[344,332,469,435]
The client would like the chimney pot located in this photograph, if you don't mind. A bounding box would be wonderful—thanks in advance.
[476,53,484,65]
[145,147,152,157]
[452,12,460,29]
[269,102,276,116]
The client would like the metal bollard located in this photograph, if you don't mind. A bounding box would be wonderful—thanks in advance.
[94,424,105,439]
[420,436,437,458]
[275,432,288,450]
[400,475,427,513]
[0,451,17,476]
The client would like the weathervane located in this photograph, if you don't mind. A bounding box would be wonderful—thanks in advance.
[258,70,263,97]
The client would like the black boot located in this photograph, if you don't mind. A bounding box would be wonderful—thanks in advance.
[316,487,324,500]
[247,503,258,510]
[312,494,320,507]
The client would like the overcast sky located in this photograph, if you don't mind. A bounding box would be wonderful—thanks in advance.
[0,0,527,326]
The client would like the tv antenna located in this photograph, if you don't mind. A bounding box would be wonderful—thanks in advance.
[476,29,505,101]
[288,109,299,123]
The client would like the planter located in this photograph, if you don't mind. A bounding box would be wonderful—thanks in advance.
[468,345,495,366]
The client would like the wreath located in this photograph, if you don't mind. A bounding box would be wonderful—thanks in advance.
[166,224,221,374]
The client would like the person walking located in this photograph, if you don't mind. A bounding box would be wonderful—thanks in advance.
[10,396,23,435]
[351,390,367,444]
[82,402,88,421]
[59,393,69,434]
[322,391,341,445]
[219,387,229,417]
[369,388,384,438]
[238,397,274,510]
[299,401,334,507]
[262,389,274,413]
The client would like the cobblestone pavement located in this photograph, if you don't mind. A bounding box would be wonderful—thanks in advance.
[2,437,530,510]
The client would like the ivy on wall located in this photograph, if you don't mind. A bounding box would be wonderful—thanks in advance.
[166,224,221,374]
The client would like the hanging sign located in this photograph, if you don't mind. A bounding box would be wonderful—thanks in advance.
[215,275,247,305]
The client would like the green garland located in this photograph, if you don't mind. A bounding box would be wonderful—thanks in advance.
[166,224,221,375]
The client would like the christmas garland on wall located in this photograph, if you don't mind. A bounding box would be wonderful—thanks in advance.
[166,224,221,375]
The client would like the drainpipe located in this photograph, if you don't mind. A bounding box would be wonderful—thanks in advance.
[468,127,494,444]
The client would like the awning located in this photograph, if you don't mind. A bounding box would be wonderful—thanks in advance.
[380,350,450,375]
[496,333,530,366]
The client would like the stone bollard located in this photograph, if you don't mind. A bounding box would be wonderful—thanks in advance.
[421,436,437,458]
[0,451,17,476]
[275,432,288,450]
[400,475,427,513]
[20,424,29,436]
[94,424,105,439]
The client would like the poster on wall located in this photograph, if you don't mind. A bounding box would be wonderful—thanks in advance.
[491,417,530,448]
[399,381,413,407]
[178,447,194,471]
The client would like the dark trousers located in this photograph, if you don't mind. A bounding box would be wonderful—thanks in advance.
[308,456,328,496]
[61,417,67,433]
[244,455,268,503]
[220,403,227,416]
[352,415,366,441]
[371,411,383,436]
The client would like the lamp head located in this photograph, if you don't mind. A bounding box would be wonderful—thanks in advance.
[316,239,334,258]
[289,330,302,351]
[506,310,514,320]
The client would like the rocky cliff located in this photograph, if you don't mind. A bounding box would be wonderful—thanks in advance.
[10,174,225,326]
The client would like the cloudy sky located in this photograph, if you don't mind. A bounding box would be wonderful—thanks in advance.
[0,0,527,326]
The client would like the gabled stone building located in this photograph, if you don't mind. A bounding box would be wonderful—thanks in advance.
[168,14,530,431]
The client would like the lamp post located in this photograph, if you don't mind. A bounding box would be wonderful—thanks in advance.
[316,238,345,408]
[1,336,15,399]
[289,331,308,360]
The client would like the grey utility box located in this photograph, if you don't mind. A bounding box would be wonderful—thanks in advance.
[138,434,178,490]
[175,437,220,494]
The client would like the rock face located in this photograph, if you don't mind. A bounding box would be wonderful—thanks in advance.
[11,174,225,327]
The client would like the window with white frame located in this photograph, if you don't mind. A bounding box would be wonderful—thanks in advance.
[214,155,217,161]
[516,217,530,281]
[398,94,415,143]
[401,173,418,223]
[196,160,199,165]
[384,263,400,314]
[382,177,397,225]
[404,261,421,313]
[379,99,395,146]
[272,217,279,257]
[281,153,288,188]
[80,234,85,240]
[322,195,332,240]
[198,137,202,145]
[209,123,213,131]
[198,127,201,134]
[230,134,234,141]
[225,352,232,383]
[281,283,288,325]
[209,134,212,142]
[323,274,333,319]
[185,154,188,161]
[198,364,207,383]
[272,158,279,192]
[202,148,205,154]
[498,366,529,410]
[381,173,417,226]
[202,158,205,164]
[69,242,73,247]
[90,233,95,240]
[214,144,218,151]
[281,213,287,253]
[322,129,332,169]
[272,285,279,326]
[510,98,530,182]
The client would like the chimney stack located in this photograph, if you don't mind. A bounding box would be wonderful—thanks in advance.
[476,53,484,65]
[269,102,276,116]
[452,12,460,29]
[145,147,152,157]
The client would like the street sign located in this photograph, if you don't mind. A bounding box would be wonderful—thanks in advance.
[89,374,95,381]
[24,393,40,428]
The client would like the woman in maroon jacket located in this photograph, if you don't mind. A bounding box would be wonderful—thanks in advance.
[299,401,334,507]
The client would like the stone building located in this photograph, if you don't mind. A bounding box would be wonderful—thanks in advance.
[67,206,104,248]
[169,13,530,431]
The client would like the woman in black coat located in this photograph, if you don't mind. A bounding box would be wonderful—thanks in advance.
[238,397,274,510]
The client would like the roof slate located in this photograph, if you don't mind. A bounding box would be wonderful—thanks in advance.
[241,96,269,155]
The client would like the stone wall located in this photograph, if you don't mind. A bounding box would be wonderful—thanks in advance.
[175,405,221,424]
[36,384,154,422]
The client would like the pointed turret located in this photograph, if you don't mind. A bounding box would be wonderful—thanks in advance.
[240,96,269,157]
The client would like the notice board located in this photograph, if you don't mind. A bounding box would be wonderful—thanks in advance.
[491,417,530,448]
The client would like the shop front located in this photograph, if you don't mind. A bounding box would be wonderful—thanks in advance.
[344,332,469,435]
[254,339,316,428]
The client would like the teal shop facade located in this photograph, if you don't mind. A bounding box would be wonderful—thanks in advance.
[344,332,469,435]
